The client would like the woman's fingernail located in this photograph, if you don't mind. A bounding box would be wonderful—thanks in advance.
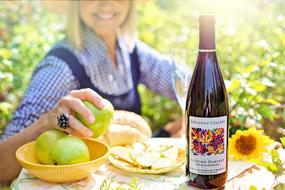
[88,131,93,137]
[99,100,106,108]
[88,115,95,123]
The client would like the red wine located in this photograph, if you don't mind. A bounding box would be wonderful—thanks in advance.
[186,15,229,189]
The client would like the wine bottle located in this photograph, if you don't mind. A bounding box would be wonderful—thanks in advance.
[186,15,229,189]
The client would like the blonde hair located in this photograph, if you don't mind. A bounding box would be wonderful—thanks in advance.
[66,1,137,51]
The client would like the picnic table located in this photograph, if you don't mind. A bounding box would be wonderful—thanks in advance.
[11,138,285,190]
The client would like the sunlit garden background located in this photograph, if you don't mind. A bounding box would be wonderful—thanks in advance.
[0,0,285,140]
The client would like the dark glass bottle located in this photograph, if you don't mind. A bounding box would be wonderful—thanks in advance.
[186,15,229,189]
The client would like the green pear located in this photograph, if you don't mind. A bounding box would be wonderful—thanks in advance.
[76,100,114,138]
[35,130,66,164]
[50,136,90,165]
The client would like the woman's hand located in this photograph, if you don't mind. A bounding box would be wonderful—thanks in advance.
[0,89,106,183]
[48,88,106,138]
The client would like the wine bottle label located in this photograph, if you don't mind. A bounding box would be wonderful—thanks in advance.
[189,116,227,175]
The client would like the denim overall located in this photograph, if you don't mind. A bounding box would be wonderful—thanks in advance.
[48,47,141,115]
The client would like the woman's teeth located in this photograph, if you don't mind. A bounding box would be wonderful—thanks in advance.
[94,13,116,20]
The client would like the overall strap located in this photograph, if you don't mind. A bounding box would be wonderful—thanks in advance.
[47,48,94,89]
[130,46,140,85]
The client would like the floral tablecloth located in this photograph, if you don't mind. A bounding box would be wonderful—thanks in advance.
[11,138,255,190]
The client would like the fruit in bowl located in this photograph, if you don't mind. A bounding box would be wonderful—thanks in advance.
[50,136,90,165]
[16,133,110,182]
[76,100,114,138]
[35,130,90,165]
[35,130,66,164]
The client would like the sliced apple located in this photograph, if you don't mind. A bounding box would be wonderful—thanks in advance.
[147,144,174,153]
[147,144,164,153]
[111,146,134,164]
[161,146,178,161]
[132,143,146,153]
[151,157,174,170]
[131,152,160,168]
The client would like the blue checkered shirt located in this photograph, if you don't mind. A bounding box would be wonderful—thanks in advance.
[1,28,178,140]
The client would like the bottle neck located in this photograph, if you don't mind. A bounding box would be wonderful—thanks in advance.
[199,22,216,51]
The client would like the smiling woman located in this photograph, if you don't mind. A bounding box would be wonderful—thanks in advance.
[0,0,185,183]
[68,1,136,51]
[43,0,136,50]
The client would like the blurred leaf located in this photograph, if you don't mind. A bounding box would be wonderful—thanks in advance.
[249,81,266,92]
[257,105,276,121]
[274,183,285,190]
[280,137,285,148]
[245,65,256,74]
[249,185,258,190]
[229,79,241,91]
[0,102,12,115]
[260,98,280,106]
[229,125,247,137]
[271,149,283,171]
[253,159,278,174]
[0,48,12,59]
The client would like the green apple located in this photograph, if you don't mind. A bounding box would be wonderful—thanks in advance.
[76,100,114,138]
[50,136,90,165]
[35,130,66,164]
[35,130,90,165]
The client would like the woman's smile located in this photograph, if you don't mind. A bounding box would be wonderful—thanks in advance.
[93,12,118,21]
[80,1,130,36]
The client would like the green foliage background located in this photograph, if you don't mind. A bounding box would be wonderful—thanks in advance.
[0,0,285,138]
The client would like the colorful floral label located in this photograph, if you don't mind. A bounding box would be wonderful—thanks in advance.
[189,116,227,175]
